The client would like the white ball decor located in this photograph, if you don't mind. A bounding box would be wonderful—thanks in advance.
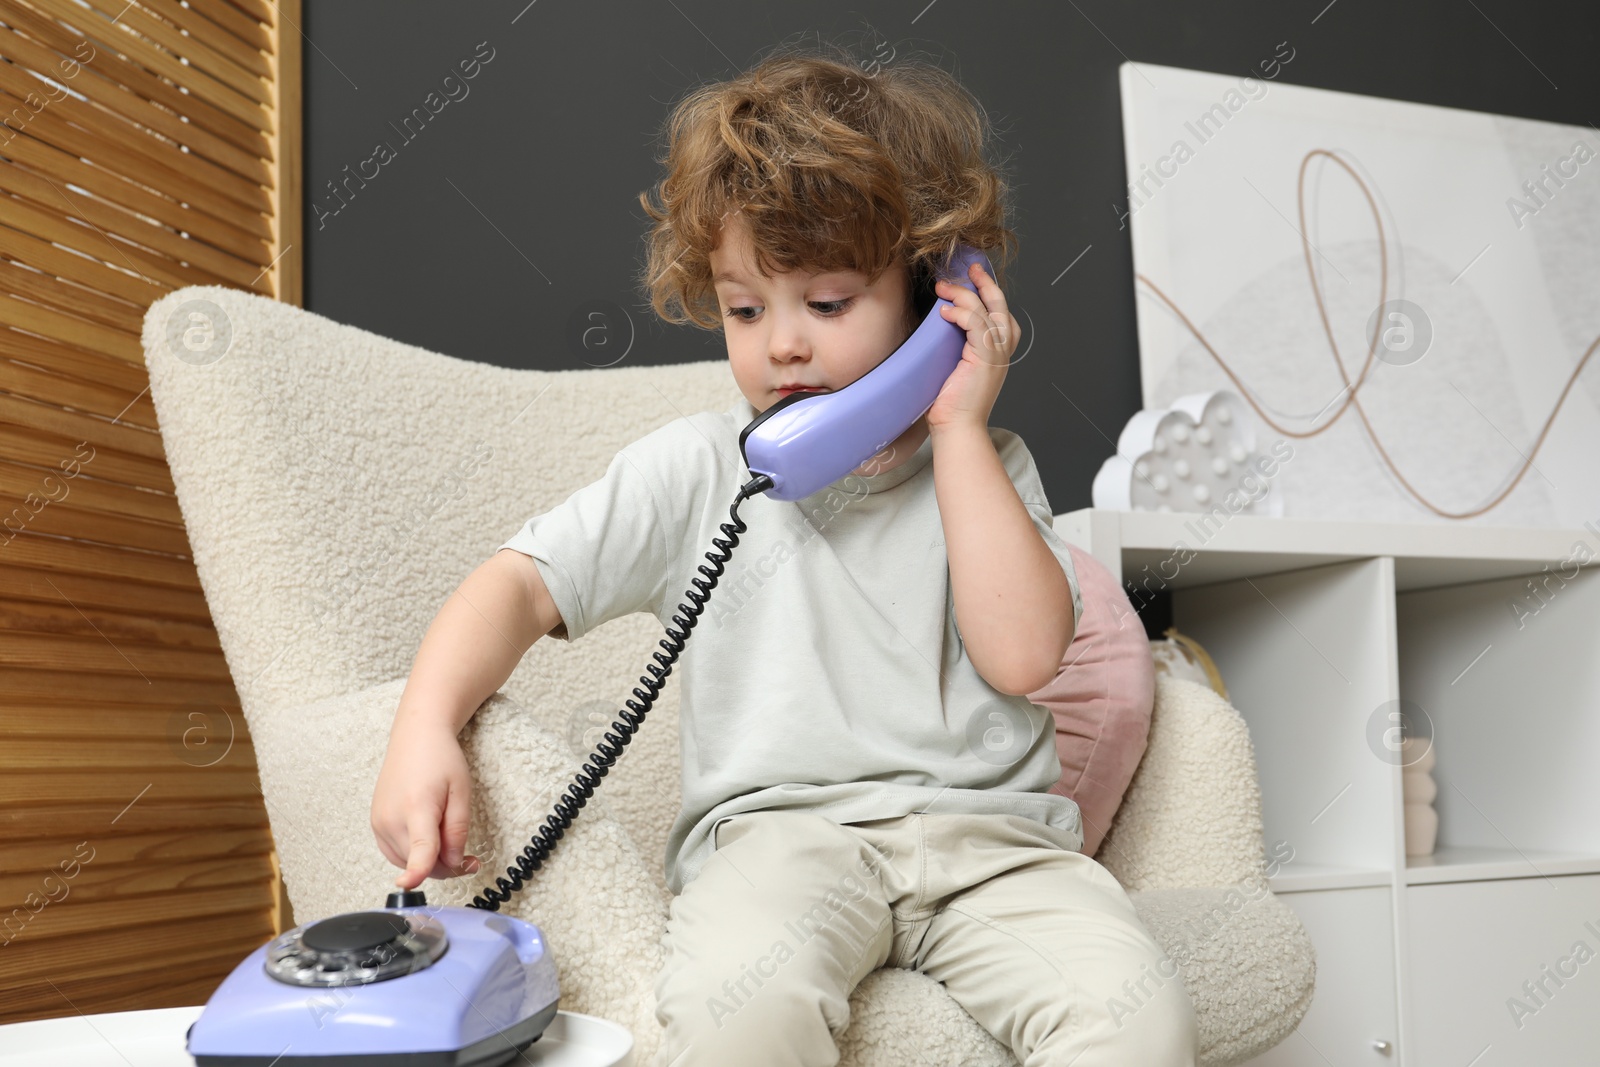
[1091,391,1285,516]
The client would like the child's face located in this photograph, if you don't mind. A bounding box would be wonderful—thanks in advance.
[711,215,916,414]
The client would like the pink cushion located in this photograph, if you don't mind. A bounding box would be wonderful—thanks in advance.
[1027,544,1154,857]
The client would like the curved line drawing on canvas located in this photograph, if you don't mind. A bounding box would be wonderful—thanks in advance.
[1137,148,1600,520]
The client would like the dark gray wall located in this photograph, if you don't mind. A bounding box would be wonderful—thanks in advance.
[303,0,1599,512]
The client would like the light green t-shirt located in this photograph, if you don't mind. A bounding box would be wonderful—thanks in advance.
[501,398,1084,894]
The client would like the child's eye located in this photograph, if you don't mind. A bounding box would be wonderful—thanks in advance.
[724,299,854,323]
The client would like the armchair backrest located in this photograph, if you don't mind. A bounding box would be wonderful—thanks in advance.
[143,285,740,719]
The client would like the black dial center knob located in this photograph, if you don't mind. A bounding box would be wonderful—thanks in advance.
[301,912,412,953]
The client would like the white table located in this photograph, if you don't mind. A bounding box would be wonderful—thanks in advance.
[0,1005,634,1066]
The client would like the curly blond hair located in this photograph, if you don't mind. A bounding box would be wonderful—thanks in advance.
[636,40,1019,331]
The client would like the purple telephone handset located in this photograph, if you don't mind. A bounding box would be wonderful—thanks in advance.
[738,244,994,501]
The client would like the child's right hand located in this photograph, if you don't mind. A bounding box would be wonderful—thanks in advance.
[370,714,482,889]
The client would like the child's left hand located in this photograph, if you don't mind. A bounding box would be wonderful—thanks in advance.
[926,261,1021,432]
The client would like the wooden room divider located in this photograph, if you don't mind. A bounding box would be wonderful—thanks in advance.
[0,0,302,1021]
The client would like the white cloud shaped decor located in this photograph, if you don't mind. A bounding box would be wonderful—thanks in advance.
[1091,390,1285,516]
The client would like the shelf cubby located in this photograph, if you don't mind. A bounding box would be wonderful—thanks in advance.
[1055,508,1600,1066]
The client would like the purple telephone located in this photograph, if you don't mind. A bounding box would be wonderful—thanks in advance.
[740,243,994,500]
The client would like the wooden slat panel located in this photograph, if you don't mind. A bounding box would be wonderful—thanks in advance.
[0,510,188,564]
[5,885,271,936]
[264,0,301,303]
[0,19,273,187]
[0,0,300,1023]
[0,0,274,151]
[0,601,222,653]
[9,960,260,1022]
[0,704,245,744]
[0,289,143,362]
[0,802,264,841]
[69,0,273,103]
[8,942,275,1002]
[0,214,170,307]
[0,927,272,1017]
[223,0,276,29]
[15,0,274,128]
[6,696,250,740]
[0,667,237,707]
[0,355,152,435]
[0,632,232,680]
[0,568,212,623]
[0,826,271,868]
[183,0,273,53]
[0,500,190,554]
[5,329,162,404]
[0,258,145,334]
[0,852,265,905]
[0,422,174,493]
[0,770,266,807]
[0,387,165,463]
[0,118,273,245]
[0,456,183,525]
[1,345,159,423]
[0,12,275,177]
[1,898,272,974]
[132,0,272,80]
[1,741,254,781]
[0,181,270,299]
[0,194,200,308]
[0,153,275,283]
[0,449,176,526]
[1,98,270,223]
[0,351,154,422]
[6,104,269,228]
[0,533,199,589]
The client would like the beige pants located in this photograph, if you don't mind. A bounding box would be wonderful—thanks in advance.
[653,809,1198,1066]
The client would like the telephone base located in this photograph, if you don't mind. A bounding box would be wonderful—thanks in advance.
[186,895,560,1066]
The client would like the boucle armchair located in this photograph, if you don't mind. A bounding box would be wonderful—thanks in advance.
[141,285,1313,1066]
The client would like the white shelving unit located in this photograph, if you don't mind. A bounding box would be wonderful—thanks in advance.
[1055,508,1600,1067]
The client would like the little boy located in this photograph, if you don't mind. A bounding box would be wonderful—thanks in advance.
[372,44,1197,1067]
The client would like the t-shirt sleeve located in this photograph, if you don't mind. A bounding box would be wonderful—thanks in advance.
[993,429,1083,632]
[499,449,671,643]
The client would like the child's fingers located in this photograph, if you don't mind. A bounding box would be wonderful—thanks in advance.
[940,303,1016,367]
[981,311,1020,359]
[939,301,991,340]
[440,779,477,875]
[397,803,441,888]
[937,268,1008,322]
[966,262,1010,316]
[935,275,982,311]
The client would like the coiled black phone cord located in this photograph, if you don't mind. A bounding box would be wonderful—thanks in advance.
[468,473,775,911]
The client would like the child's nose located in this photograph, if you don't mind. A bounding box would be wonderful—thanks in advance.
[769,336,811,363]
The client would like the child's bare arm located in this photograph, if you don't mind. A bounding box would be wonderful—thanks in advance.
[394,549,559,734]
[928,263,1073,695]
[932,423,1075,696]
[371,549,562,888]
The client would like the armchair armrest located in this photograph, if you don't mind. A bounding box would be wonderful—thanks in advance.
[1096,676,1316,1065]
[1098,677,1271,891]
